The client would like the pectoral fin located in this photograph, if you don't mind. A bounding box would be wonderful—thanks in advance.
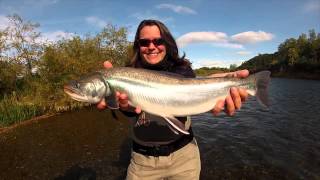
[163,116,189,135]
[167,124,179,135]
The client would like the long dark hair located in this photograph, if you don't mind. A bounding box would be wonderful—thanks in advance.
[129,19,190,68]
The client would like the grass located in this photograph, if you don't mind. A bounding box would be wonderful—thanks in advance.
[0,93,45,126]
[0,90,88,127]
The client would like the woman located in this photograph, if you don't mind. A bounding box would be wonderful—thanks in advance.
[97,19,248,180]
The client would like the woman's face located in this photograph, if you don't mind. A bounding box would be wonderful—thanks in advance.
[139,25,166,65]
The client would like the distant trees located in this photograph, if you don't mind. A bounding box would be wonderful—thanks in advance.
[229,64,238,70]
[239,29,320,77]
[194,66,229,76]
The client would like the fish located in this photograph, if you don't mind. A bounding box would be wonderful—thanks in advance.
[64,67,271,135]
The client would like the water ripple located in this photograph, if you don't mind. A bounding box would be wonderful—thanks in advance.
[193,78,320,179]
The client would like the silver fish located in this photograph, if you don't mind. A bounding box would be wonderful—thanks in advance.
[64,67,271,134]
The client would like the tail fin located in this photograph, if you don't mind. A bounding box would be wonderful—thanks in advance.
[252,71,271,107]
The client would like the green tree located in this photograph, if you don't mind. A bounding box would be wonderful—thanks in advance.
[6,14,43,77]
[288,48,299,66]
[229,64,237,70]
[97,24,130,66]
[0,29,8,56]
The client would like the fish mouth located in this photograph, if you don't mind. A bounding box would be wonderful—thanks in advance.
[63,85,89,102]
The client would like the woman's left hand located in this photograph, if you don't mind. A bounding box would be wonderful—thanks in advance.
[210,70,249,116]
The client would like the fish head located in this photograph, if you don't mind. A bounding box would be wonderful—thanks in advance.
[64,73,107,103]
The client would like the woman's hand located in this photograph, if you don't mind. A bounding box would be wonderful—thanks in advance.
[96,61,141,114]
[210,70,249,116]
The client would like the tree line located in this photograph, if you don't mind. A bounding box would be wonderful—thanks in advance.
[238,30,320,79]
[0,14,132,126]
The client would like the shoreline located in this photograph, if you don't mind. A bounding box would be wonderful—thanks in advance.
[269,70,320,80]
[0,113,58,134]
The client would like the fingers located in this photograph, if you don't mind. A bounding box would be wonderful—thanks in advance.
[225,87,247,116]
[212,99,225,116]
[238,87,248,101]
[209,69,249,78]
[97,99,107,109]
[97,61,113,110]
[213,87,249,116]
[103,61,113,69]
[209,72,230,78]
[118,92,141,114]
[235,69,249,78]
[225,95,235,116]
[230,87,241,110]
[118,92,129,110]
[135,107,142,114]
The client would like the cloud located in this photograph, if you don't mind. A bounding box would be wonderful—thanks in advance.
[25,0,59,6]
[0,15,75,44]
[130,11,174,23]
[0,15,10,30]
[177,30,273,48]
[176,32,228,47]
[39,30,75,43]
[236,51,251,55]
[156,3,197,14]
[212,42,244,49]
[192,59,244,69]
[304,1,320,12]
[231,31,274,44]
[85,16,107,28]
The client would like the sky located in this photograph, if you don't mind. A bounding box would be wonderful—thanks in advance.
[0,0,319,68]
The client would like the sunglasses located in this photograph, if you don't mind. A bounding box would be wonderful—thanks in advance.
[138,38,165,47]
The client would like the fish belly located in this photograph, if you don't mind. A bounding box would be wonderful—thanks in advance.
[127,83,229,117]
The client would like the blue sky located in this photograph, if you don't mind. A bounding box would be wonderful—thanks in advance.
[0,0,319,68]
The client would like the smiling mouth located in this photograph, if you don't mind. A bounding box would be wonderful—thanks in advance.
[146,53,161,57]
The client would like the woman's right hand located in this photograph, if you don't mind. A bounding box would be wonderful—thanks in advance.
[96,61,141,114]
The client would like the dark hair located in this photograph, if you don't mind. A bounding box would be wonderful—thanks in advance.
[129,19,190,68]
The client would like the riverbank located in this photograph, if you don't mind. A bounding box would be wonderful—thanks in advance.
[0,107,131,180]
[0,113,57,134]
[271,71,320,80]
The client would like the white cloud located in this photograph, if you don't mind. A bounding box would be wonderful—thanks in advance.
[231,31,274,44]
[156,3,197,15]
[177,32,228,47]
[130,11,174,24]
[85,16,107,28]
[212,42,244,49]
[304,1,320,12]
[177,30,273,48]
[192,59,244,69]
[0,15,10,30]
[39,30,75,43]
[236,51,251,55]
[25,0,59,6]
[131,12,161,21]
[0,15,75,44]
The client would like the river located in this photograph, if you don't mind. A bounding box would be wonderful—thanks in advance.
[0,78,319,180]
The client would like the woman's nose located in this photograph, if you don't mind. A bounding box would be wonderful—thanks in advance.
[147,42,156,49]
